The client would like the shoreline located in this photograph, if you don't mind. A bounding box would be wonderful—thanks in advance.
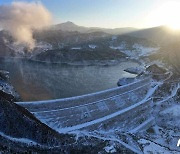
[0,56,141,66]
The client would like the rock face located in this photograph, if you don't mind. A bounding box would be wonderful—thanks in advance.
[145,64,168,80]
[0,70,9,81]
[0,70,21,102]
[124,67,144,75]
[146,64,167,74]
[117,77,135,86]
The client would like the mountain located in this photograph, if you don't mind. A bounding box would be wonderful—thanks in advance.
[51,21,137,35]
[0,27,158,63]
[50,21,180,43]
[127,26,180,45]
[52,21,88,33]
[150,42,180,73]
[34,29,110,48]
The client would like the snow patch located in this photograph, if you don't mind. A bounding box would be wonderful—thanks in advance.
[138,139,176,154]
[110,41,126,50]
[71,47,82,50]
[104,144,117,153]
[88,44,97,49]
[110,42,159,59]
[35,42,53,51]
[0,132,38,145]
[161,105,180,117]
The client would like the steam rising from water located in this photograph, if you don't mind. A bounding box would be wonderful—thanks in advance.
[0,2,52,50]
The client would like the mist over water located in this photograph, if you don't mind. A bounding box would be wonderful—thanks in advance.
[0,2,52,50]
[0,59,138,101]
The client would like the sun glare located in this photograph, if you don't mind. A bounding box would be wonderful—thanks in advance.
[149,1,180,30]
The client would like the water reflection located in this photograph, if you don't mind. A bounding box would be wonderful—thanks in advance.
[0,59,139,101]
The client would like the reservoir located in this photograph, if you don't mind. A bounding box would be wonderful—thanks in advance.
[0,58,139,101]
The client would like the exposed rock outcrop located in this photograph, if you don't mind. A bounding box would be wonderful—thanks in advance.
[146,64,167,74]
[117,77,135,86]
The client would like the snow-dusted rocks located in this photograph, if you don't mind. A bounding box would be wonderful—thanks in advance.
[0,70,20,101]
[0,70,9,81]
[124,67,144,75]
[104,144,117,153]
[146,64,167,74]
[117,77,135,86]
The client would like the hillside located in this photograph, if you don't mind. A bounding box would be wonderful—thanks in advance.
[150,42,180,72]
[32,33,158,64]
[128,26,180,45]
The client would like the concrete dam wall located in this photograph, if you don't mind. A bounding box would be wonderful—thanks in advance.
[17,77,158,133]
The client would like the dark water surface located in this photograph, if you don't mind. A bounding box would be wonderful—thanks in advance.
[0,58,139,101]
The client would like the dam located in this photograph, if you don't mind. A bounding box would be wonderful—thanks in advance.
[16,76,158,134]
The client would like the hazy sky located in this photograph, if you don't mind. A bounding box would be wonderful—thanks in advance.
[1,0,180,28]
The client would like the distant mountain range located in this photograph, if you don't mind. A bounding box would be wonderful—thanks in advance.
[51,21,137,35]
[50,22,180,45]
[128,26,180,45]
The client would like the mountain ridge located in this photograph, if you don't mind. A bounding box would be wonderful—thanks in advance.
[51,21,137,35]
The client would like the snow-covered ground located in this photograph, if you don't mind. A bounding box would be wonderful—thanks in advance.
[110,41,159,59]
[138,139,178,154]
[35,42,53,51]
[0,132,38,146]
[4,39,53,54]
[161,105,180,117]
[104,144,117,153]
[132,43,159,57]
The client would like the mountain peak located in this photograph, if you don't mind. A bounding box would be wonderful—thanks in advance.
[62,21,76,26]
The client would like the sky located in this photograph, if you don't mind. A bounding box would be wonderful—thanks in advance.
[0,0,180,29]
